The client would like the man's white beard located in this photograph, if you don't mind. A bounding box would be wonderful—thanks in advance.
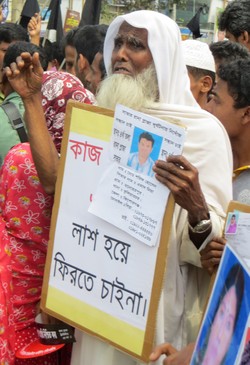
[96,64,159,111]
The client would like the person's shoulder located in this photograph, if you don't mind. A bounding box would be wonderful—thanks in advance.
[127,151,138,165]
[0,103,9,119]
[129,151,138,158]
[4,142,31,161]
[233,169,250,205]
[5,91,23,104]
[235,169,250,185]
[0,94,25,127]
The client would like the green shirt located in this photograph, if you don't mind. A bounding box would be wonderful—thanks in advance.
[0,92,25,166]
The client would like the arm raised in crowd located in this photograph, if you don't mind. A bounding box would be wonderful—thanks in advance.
[5,52,59,194]
[28,13,42,46]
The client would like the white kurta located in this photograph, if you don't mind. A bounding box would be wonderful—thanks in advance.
[70,10,233,365]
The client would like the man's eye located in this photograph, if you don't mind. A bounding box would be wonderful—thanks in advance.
[114,39,122,48]
[130,39,143,49]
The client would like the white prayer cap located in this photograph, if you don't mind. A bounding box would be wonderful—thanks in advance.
[182,39,215,73]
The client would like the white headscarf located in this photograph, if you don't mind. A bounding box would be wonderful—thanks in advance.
[104,10,197,106]
[104,10,232,212]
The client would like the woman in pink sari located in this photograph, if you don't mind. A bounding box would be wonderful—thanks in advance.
[0,71,94,365]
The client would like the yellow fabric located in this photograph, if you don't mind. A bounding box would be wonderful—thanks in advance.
[233,165,250,178]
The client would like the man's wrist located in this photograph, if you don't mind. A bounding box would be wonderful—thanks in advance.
[23,92,42,106]
[188,212,212,249]
[188,217,212,234]
[188,210,210,227]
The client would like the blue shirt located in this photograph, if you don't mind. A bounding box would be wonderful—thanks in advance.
[127,152,154,177]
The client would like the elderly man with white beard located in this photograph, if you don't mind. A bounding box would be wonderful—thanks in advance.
[5,10,232,365]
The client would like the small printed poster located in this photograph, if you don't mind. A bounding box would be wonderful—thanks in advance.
[64,9,80,33]
[191,245,250,365]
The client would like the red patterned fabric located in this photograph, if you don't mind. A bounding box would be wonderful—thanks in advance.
[0,72,95,364]
[0,143,55,364]
[0,217,15,364]
[42,71,95,152]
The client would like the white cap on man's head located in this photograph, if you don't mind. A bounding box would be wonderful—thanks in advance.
[182,39,215,72]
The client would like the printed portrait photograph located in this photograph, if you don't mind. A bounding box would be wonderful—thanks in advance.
[190,245,250,365]
[127,127,162,178]
[225,212,239,235]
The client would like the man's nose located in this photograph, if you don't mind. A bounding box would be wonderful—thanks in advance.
[115,45,129,62]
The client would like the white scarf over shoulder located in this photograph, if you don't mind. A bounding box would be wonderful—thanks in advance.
[71,10,233,365]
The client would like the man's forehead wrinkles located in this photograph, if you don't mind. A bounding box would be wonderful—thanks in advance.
[115,33,143,43]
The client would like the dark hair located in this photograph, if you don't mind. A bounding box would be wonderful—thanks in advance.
[218,263,244,330]
[3,41,48,71]
[218,58,250,109]
[61,27,79,50]
[219,0,250,38]
[0,23,29,43]
[74,24,108,65]
[43,40,65,68]
[210,41,250,64]
[139,132,154,146]
[186,65,215,87]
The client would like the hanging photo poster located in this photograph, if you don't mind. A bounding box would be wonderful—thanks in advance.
[191,201,250,365]
[225,201,250,268]
[190,245,250,365]
[41,102,185,362]
[63,9,80,33]
[89,104,186,246]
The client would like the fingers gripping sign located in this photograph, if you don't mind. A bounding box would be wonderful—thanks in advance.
[149,342,194,364]
[200,236,226,275]
[153,155,209,225]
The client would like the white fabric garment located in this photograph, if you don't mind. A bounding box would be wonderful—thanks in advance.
[71,10,233,365]
[104,10,197,107]
[182,39,215,73]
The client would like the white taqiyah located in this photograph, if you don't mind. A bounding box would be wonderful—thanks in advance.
[182,39,216,72]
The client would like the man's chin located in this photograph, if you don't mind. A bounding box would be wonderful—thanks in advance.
[96,66,158,111]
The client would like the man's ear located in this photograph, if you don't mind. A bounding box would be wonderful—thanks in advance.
[78,54,90,73]
[200,76,213,94]
[242,106,250,125]
[238,31,250,46]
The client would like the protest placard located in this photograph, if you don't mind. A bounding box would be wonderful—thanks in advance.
[191,244,250,365]
[63,9,80,33]
[191,201,250,365]
[41,102,185,361]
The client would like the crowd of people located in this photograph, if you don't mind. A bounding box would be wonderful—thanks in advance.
[0,0,250,364]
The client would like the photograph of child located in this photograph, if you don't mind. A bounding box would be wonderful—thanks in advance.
[226,212,239,234]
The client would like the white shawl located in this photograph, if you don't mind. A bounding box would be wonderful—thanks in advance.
[71,10,232,365]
